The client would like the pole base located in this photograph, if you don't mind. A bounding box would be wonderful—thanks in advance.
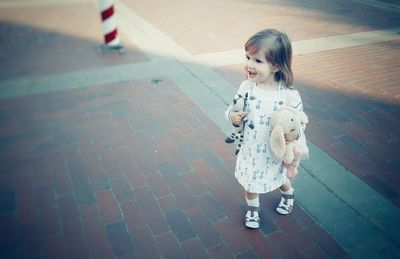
[98,43,125,53]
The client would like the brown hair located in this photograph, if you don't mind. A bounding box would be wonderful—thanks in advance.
[245,29,293,88]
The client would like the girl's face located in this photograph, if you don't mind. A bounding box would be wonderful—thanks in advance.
[244,50,278,85]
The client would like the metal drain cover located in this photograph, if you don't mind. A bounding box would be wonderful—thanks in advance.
[150,79,164,85]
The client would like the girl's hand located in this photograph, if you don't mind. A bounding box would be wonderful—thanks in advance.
[230,111,247,125]
[284,130,299,143]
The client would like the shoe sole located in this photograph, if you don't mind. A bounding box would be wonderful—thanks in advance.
[276,208,291,215]
[245,222,260,229]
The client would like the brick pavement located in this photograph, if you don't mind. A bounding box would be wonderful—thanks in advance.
[1,0,400,258]
[0,78,346,258]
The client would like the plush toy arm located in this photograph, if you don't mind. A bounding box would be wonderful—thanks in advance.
[293,120,309,161]
[283,142,295,164]
[270,125,286,159]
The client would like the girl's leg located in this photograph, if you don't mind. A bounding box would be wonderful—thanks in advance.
[244,190,260,228]
[276,181,295,215]
[279,181,292,192]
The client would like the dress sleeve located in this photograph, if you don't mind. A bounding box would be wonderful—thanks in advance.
[225,80,250,122]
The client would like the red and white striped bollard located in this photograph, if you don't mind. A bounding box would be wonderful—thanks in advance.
[97,0,124,53]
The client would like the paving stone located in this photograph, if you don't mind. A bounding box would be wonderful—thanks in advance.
[133,186,159,215]
[63,219,90,259]
[131,226,161,258]
[197,193,227,222]
[213,218,249,254]
[275,216,315,252]
[96,190,122,224]
[169,152,191,173]
[236,249,259,259]
[192,159,216,181]
[106,221,135,257]
[0,213,17,258]
[67,158,88,184]
[337,135,368,156]
[44,234,67,259]
[291,204,316,230]
[207,244,235,259]
[38,208,61,237]
[176,143,200,162]
[362,174,398,199]
[121,200,146,231]
[240,228,275,258]
[57,195,79,223]
[145,209,169,236]
[146,172,170,198]
[90,244,115,259]
[170,183,197,209]
[111,178,135,203]
[158,195,179,212]
[304,224,346,259]
[258,208,280,236]
[0,189,15,212]
[182,172,208,195]
[189,213,222,248]
[267,231,304,259]
[301,246,329,259]
[155,232,186,259]
[198,150,224,170]
[181,238,209,259]
[164,208,196,242]
[80,204,109,250]
[74,178,96,205]
[157,161,182,185]
[16,198,36,225]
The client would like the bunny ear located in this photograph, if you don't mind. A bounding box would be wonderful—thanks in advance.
[270,125,286,159]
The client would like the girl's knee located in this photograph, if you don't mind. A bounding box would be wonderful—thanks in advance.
[244,191,258,199]
[279,181,292,192]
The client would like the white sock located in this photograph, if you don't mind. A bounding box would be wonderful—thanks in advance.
[280,188,294,206]
[280,187,294,195]
[246,195,260,208]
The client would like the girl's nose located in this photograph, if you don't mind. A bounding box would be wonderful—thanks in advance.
[247,59,255,68]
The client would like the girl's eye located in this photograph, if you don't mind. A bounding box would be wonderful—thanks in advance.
[256,59,262,63]
[245,56,250,60]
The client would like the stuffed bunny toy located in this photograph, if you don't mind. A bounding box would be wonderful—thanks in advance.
[269,107,309,179]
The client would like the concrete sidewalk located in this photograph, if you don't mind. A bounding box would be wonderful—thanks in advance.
[0,0,399,258]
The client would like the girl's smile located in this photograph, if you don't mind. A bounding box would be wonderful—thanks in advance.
[244,51,278,87]
[247,70,257,79]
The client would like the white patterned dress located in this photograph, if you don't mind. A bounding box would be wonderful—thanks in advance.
[225,80,305,194]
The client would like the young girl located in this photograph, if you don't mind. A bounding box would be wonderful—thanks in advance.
[225,29,308,229]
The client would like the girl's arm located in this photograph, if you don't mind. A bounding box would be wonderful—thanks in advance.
[225,80,250,123]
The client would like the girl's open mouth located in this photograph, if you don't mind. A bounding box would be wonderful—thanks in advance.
[248,71,257,78]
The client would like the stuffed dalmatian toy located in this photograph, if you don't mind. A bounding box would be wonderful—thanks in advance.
[225,92,254,155]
